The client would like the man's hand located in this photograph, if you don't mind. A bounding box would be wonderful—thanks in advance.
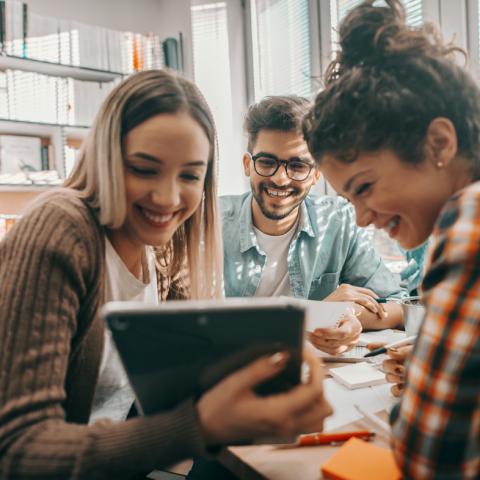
[324,283,388,320]
[308,313,362,355]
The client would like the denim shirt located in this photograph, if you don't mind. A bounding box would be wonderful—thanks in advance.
[220,193,406,299]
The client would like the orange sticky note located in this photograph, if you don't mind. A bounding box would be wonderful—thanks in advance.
[321,437,401,480]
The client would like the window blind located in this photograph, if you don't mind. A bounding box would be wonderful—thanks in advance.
[191,1,234,175]
[250,0,312,101]
[331,0,424,48]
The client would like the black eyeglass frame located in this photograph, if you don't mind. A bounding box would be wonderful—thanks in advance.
[248,152,315,182]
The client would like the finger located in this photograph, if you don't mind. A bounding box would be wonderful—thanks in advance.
[352,297,379,314]
[387,345,413,360]
[367,342,387,351]
[265,380,324,418]
[376,302,388,319]
[226,351,289,392]
[391,383,404,397]
[295,398,333,434]
[382,359,402,374]
[386,373,403,384]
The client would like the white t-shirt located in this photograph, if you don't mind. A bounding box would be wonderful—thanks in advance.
[89,238,158,424]
[253,221,298,297]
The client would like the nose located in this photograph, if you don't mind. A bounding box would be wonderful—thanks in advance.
[270,163,290,186]
[352,200,375,228]
[150,177,180,209]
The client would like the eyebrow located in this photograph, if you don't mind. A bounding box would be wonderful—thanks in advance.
[254,151,314,164]
[343,170,371,193]
[127,152,207,167]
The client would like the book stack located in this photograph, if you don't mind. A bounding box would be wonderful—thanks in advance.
[0,0,164,74]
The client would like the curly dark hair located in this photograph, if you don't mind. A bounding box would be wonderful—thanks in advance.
[244,95,311,152]
[303,0,480,179]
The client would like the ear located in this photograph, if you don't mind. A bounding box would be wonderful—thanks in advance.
[311,167,322,185]
[243,153,252,177]
[425,117,457,168]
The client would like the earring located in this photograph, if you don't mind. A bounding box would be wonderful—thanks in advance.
[436,161,444,168]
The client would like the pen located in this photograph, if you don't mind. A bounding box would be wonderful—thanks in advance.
[376,297,389,303]
[364,335,417,357]
[296,430,375,446]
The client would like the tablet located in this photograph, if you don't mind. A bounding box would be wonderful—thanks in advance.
[102,298,305,415]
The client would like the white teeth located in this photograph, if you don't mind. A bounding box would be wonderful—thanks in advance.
[266,188,292,197]
[385,217,400,233]
[141,208,174,223]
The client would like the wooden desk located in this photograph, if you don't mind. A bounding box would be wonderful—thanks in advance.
[220,416,391,480]
[219,365,395,479]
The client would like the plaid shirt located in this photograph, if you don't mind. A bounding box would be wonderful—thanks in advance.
[391,181,480,479]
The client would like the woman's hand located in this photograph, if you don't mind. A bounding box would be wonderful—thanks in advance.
[383,345,413,397]
[324,284,387,320]
[308,313,362,355]
[196,349,332,445]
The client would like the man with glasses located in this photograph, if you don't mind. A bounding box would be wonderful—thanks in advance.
[220,96,406,354]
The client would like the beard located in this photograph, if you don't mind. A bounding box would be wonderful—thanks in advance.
[251,180,310,220]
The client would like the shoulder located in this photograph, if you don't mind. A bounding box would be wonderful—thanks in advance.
[435,182,480,233]
[219,193,250,218]
[305,194,355,223]
[22,188,100,239]
[430,182,480,262]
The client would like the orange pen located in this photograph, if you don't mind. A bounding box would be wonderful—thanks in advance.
[296,430,375,446]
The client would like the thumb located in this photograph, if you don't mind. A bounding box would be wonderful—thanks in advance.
[226,351,289,393]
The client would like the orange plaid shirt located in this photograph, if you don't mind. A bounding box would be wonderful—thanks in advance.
[391,181,480,479]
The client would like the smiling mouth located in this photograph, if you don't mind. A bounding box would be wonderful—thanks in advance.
[384,216,400,237]
[138,206,177,227]
[264,187,294,198]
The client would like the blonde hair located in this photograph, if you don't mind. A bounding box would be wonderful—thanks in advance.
[64,69,223,299]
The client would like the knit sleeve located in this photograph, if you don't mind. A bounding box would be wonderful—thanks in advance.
[0,196,207,479]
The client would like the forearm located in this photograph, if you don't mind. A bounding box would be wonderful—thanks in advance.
[0,400,207,479]
[356,301,403,330]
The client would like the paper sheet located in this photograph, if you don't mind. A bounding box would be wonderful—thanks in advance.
[323,378,395,432]
[286,299,354,331]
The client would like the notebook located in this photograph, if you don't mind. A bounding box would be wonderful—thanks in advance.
[321,437,401,480]
[329,362,386,389]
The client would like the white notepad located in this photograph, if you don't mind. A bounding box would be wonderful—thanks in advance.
[329,362,386,389]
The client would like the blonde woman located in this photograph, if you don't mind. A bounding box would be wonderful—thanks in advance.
[0,70,331,479]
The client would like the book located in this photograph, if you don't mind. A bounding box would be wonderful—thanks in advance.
[329,362,386,389]
[321,437,401,480]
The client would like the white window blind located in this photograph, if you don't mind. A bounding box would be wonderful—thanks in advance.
[191,1,234,192]
[250,0,312,101]
[330,0,423,49]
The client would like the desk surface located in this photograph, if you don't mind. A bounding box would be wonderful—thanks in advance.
[220,364,395,480]
[221,417,391,480]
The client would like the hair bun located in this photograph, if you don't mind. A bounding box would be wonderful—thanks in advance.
[336,1,406,72]
[338,1,403,69]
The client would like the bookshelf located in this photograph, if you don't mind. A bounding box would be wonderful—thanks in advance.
[0,54,123,81]
[0,0,165,217]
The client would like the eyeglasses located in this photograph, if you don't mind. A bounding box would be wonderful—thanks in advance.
[249,152,314,182]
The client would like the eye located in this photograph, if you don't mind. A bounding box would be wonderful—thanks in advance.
[354,182,372,197]
[181,172,202,182]
[288,161,311,173]
[129,166,157,176]
[256,157,277,168]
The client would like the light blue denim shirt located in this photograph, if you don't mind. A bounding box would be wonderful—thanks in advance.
[220,193,406,299]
